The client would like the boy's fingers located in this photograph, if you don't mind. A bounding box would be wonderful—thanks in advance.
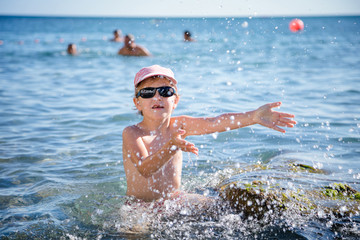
[279,112,295,118]
[281,117,297,124]
[273,126,286,133]
[275,122,288,127]
[269,102,281,108]
[177,129,186,134]
[186,146,199,155]
[178,139,198,154]
[173,129,186,138]
[174,138,195,148]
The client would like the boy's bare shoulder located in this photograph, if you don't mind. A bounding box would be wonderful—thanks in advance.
[122,125,142,138]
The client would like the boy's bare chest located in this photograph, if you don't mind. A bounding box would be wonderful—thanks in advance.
[141,134,171,153]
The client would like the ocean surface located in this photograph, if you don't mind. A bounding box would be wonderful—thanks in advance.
[0,16,359,239]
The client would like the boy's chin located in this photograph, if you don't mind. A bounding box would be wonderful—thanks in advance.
[151,109,171,117]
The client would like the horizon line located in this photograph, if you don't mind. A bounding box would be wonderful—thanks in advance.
[1,13,359,19]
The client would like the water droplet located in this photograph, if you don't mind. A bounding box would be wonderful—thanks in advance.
[317,209,325,218]
[203,189,209,196]
[211,132,218,139]
[326,145,333,151]
[340,206,348,212]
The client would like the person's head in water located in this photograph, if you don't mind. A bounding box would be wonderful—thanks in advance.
[112,29,123,42]
[125,34,136,48]
[184,30,195,42]
[67,43,77,55]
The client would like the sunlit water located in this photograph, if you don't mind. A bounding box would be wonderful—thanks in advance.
[0,16,360,239]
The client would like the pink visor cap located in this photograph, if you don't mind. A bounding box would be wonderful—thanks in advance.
[134,65,177,87]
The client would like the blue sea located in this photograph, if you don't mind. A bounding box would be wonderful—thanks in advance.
[0,16,359,239]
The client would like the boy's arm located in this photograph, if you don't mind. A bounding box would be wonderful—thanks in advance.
[122,127,198,178]
[177,102,296,137]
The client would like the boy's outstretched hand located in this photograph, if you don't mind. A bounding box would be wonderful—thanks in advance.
[169,129,199,155]
[253,102,296,133]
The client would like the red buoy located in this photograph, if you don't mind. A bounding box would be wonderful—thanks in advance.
[289,19,304,32]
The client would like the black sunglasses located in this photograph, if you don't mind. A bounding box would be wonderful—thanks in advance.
[136,86,176,99]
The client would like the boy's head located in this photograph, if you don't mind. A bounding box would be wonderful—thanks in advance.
[133,65,179,116]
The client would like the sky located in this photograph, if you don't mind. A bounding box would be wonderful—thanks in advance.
[0,0,360,17]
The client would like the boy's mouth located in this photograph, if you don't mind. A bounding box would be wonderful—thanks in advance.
[152,104,164,109]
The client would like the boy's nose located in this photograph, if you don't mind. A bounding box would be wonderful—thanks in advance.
[153,90,161,99]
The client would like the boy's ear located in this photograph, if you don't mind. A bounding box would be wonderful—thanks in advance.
[133,97,141,111]
[173,95,180,109]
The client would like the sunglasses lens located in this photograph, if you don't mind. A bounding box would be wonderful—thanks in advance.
[139,88,156,98]
[158,87,175,97]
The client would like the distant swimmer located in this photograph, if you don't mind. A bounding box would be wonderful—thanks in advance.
[67,43,78,55]
[118,34,151,57]
[184,30,196,42]
[111,29,123,42]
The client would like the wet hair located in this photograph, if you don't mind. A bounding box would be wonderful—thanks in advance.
[184,30,191,37]
[114,29,121,35]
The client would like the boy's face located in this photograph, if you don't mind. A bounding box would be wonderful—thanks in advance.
[134,77,179,120]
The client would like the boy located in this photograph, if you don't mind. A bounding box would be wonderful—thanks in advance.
[122,65,296,202]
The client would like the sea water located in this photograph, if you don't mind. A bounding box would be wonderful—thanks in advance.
[0,16,359,239]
